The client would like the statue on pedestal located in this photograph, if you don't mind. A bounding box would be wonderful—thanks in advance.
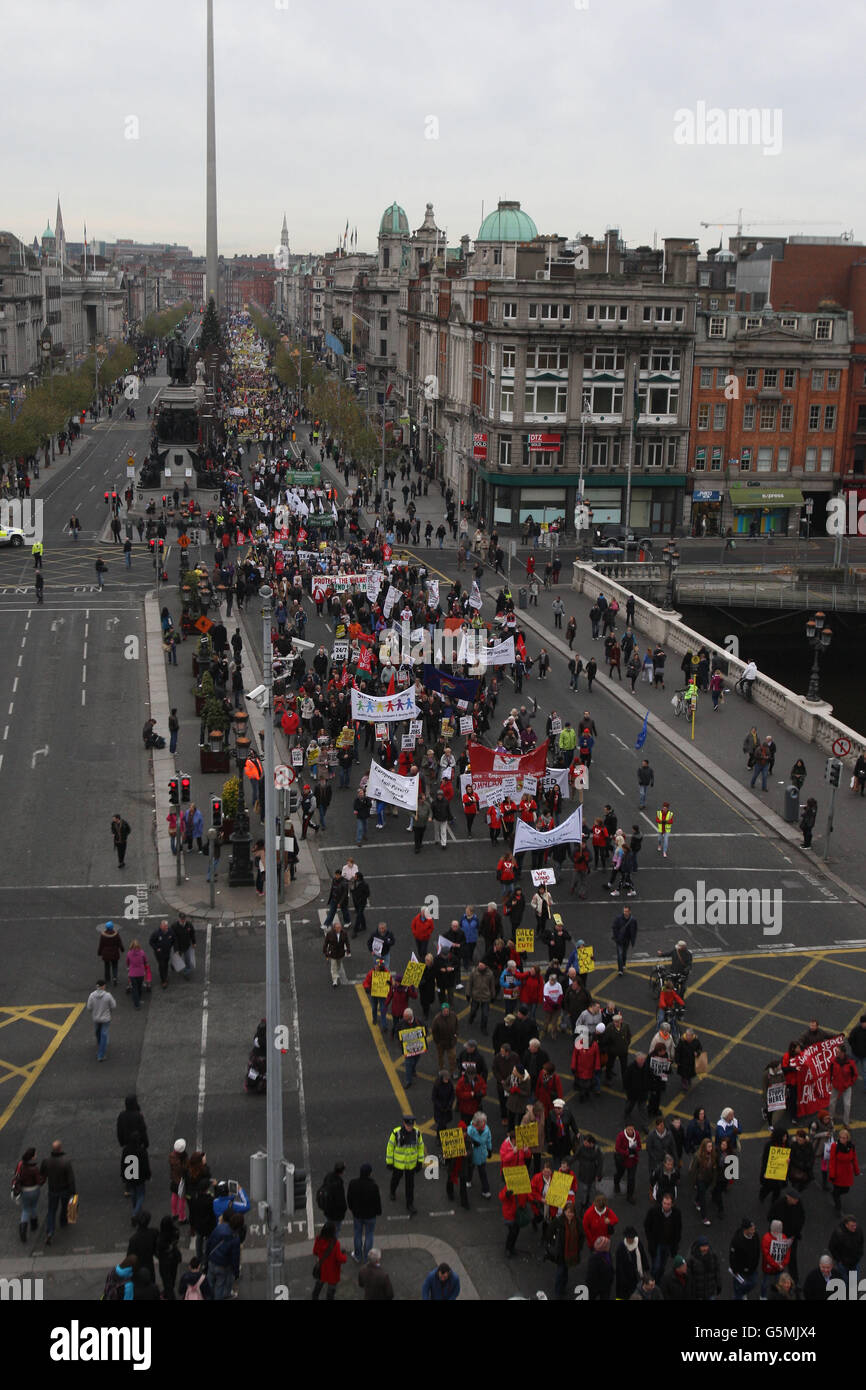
[166,329,189,385]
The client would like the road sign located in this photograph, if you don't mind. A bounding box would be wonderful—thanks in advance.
[831,737,851,758]
[805,499,814,515]
[194,616,213,635]
[274,764,295,789]
[177,534,191,549]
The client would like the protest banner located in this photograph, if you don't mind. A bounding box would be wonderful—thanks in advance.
[513,806,583,855]
[399,1026,428,1058]
[370,971,391,998]
[352,688,419,723]
[514,928,535,954]
[766,1083,787,1113]
[367,761,420,812]
[531,868,556,887]
[514,1122,539,1150]
[764,1147,792,1182]
[439,1128,467,1160]
[792,1035,845,1117]
[401,960,426,989]
[544,1170,575,1211]
[576,945,595,975]
[503,1165,532,1194]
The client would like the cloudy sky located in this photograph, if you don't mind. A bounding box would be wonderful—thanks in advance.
[4,0,863,258]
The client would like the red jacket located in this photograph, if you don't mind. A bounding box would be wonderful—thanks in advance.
[583,1203,618,1249]
[516,972,544,1006]
[829,1141,860,1188]
[535,1071,563,1116]
[497,857,517,884]
[312,1234,347,1285]
[614,1129,642,1169]
[760,1229,791,1274]
[571,1040,600,1081]
[455,1074,487,1118]
[410,913,435,947]
[830,1059,858,1093]
[499,1185,531,1223]
[499,1137,533,1170]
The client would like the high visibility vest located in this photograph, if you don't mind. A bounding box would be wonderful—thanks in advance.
[244,755,263,781]
[386,1125,424,1171]
[656,808,674,834]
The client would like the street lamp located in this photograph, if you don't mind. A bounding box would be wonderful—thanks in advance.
[805,611,832,703]
[662,544,680,610]
[228,708,255,885]
[578,391,592,501]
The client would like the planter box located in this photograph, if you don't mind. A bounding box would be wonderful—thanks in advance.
[199,746,231,774]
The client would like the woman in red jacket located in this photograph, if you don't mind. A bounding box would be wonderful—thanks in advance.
[535,1061,564,1118]
[828,1128,860,1214]
[515,964,544,1018]
[571,1034,600,1104]
[311,1220,347,1300]
[499,1183,532,1258]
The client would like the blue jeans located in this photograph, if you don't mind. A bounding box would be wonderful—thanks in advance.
[130,976,143,1008]
[317,804,328,829]
[129,1181,146,1217]
[19,1188,40,1227]
[94,1021,110,1059]
[732,1270,758,1300]
[750,764,768,790]
[651,1245,672,1278]
[355,819,368,844]
[353,1217,376,1261]
[170,731,178,754]
[858,1057,866,1090]
[210,1264,235,1300]
[639,786,648,807]
[376,802,386,828]
[46,1188,71,1237]
[469,1000,490,1031]
[125,551,131,568]
[616,944,630,973]
[338,766,350,788]
[371,995,389,1028]
[404,1052,420,1087]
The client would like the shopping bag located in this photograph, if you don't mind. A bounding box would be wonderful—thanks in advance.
[67,1194,79,1224]
[170,950,185,973]
[695,1052,709,1075]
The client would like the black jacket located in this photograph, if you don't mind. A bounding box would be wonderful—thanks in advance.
[729,1229,760,1278]
[116,1097,148,1150]
[829,1221,864,1270]
[644,1205,682,1255]
[346,1175,382,1221]
[320,1170,347,1221]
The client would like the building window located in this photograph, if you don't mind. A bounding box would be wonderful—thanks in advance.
[783,368,796,389]
[675,308,685,323]
[667,437,678,467]
[694,447,706,470]
[780,402,793,430]
[713,403,726,430]
[489,302,498,321]
[745,368,758,388]
[589,385,623,414]
[382,248,390,269]
[380,339,387,357]
[643,439,664,468]
[727,298,736,310]
[821,448,833,471]
[827,370,839,390]
[540,303,559,320]
[591,439,609,468]
[857,404,866,431]
[502,345,516,369]
[379,315,388,330]
[740,448,752,471]
[699,367,713,389]
[709,297,719,311]
[640,348,681,372]
[561,304,572,320]
[493,248,501,265]
[780,316,798,329]
[759,403,776,430]
[699,271,710,287]
[824,404,837,430]
[500,387,514,416]
[815,319,833,341]
[745,316,762,331]
[697,403,710,430]
[586,304,595,320]
[655,306,673,322]
[811,369,825,390]
[711,447,722,471]
[804,447,817,472]
[499,437,512,468]
[808,404,821,431]
[743,402,755,430]
[647,386,678,414]
[588,347,625,371]
[756,447,773,472]
[763,368,778,388]
[524,383,567,415]
[528,303,538,319]
[503,302,517,320]
[777,447,790,471]
[531,344,568,369]
[597,304,619,320]
[708,317,726,339]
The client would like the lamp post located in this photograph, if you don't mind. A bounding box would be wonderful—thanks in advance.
[228,708,255,885]
[805,611,832,703]
[662,544,680,611]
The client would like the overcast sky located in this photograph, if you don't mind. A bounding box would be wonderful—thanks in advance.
[4,0,863,259]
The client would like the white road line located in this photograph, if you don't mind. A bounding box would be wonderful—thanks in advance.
[0,755,3,772]
[285,912,315,1239]
[81,690,86,706]
[81,665,86,684]
[640,812,656,830]
[9,680,14,692]
[7,703,12,716]
[82,643,87,660]
[610,733,628,748]
[16,655,22,667]
[2,728,7,741]
[605,776,624,795]
[20,637,25,648]
[194,921,213,1152]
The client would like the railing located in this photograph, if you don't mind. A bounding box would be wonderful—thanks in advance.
[675,580,866,612]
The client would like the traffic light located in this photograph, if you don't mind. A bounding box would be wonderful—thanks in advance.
[180,773,191,803]
[284,1162,306,1213]
[168,777,179,805]
[825,758,842,788]
[161,495,167,507]
[104,491,110,504]
[211,795,222,828]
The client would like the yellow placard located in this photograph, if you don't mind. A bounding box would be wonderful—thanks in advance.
[400,1026,427,1057]
[307,746,320,766]
[336,727,355,748]
[514,928,535,955]
[577,946,595,975]
[764,1146,791,1182]
[514,1122,539,1150]
[370,971,391,998]
[503,1164,532,1194]
[544,1170,575,1210]
[439,1128,466,1160]
[401,961,426,989]
[553,913,563,927]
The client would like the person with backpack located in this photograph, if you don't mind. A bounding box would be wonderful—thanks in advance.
[205,1208,241,1300]
[316,1162,348,1236]
[12,1146,44,1242]
[178,1256,212,1300]
[103,1253,137,1302]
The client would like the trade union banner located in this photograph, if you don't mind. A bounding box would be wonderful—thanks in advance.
[513,805,583,855]
[485,636,515,666]
[793,1034,845,1117]
[311,571,369,601]
[367,761,420,813]
[351,688,419,722]
[467,739,549,778]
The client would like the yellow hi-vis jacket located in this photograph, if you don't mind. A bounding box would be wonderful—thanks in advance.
[386,1125,425,1172]
[656,808,674,834]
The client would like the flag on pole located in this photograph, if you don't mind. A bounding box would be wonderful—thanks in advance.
[635,711,649,750]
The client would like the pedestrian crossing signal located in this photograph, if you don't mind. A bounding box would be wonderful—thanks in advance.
[168,777,179,805]
[180,774,191,803]
[211,795,222,828]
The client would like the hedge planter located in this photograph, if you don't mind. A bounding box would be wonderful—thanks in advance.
[199,744,231,774]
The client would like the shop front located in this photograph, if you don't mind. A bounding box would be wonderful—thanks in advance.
[728,485,805,536]
[690,489,723,536]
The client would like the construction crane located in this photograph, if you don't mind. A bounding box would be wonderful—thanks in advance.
[701,209,844,241]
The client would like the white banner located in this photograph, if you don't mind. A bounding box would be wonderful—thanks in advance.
[383,584,401,617]
[531,868,556,886]
[366,571,383,603]
[486,636,515,666]
[367,761,419,812]
[540,768,571,800]
[426,579,440,611]
[469,581,483,611]
[513,806,583,854]
[351,688,419,722]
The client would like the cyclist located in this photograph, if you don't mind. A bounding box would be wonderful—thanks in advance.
[741,659,757,701]
[656,941,693,991]
[656,979,685,1028]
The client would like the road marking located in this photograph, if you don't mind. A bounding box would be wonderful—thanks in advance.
[605,776,624,795]
[284,913,315,1238]
[81,689,86,706]
[11,679,17,693]
[82,643,87,660]
[640,812,656,830]
[354,979,416,1123]
[194,922,212,1152]
[19,636,25,648]
[7,703,12,716]
[610,733,628,748]
[2,727,6,741]
[16,655,22,667]
[0,1004,85,1134]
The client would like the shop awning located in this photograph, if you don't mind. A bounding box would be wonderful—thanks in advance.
[729,486,805,507]
[693,490,721,501]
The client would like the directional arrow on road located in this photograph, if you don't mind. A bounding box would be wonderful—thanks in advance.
[31,745,49,769]
[50,618,65,632]
[106,617,119,630]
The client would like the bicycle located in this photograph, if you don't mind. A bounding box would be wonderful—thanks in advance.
[730,675,753,701]
[671,689,692,718]
[649,965,689,999]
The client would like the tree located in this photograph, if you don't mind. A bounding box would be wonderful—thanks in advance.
[199,297,223,352]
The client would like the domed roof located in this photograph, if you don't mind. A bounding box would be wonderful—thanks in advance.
[476,200,537,243]
[380,202,409,235]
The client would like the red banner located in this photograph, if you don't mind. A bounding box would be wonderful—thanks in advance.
[473,432,488,460]
[526,432,561,452]
[793,1035,845,1117]
[467,739,549,777]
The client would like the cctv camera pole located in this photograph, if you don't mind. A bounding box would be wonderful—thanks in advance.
[259,584,285,1297]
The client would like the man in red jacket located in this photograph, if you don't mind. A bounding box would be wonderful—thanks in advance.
[462,786,480,837]
[829,1046,859,1126]
[410,906,435,954]
[582,1192,618,1250]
